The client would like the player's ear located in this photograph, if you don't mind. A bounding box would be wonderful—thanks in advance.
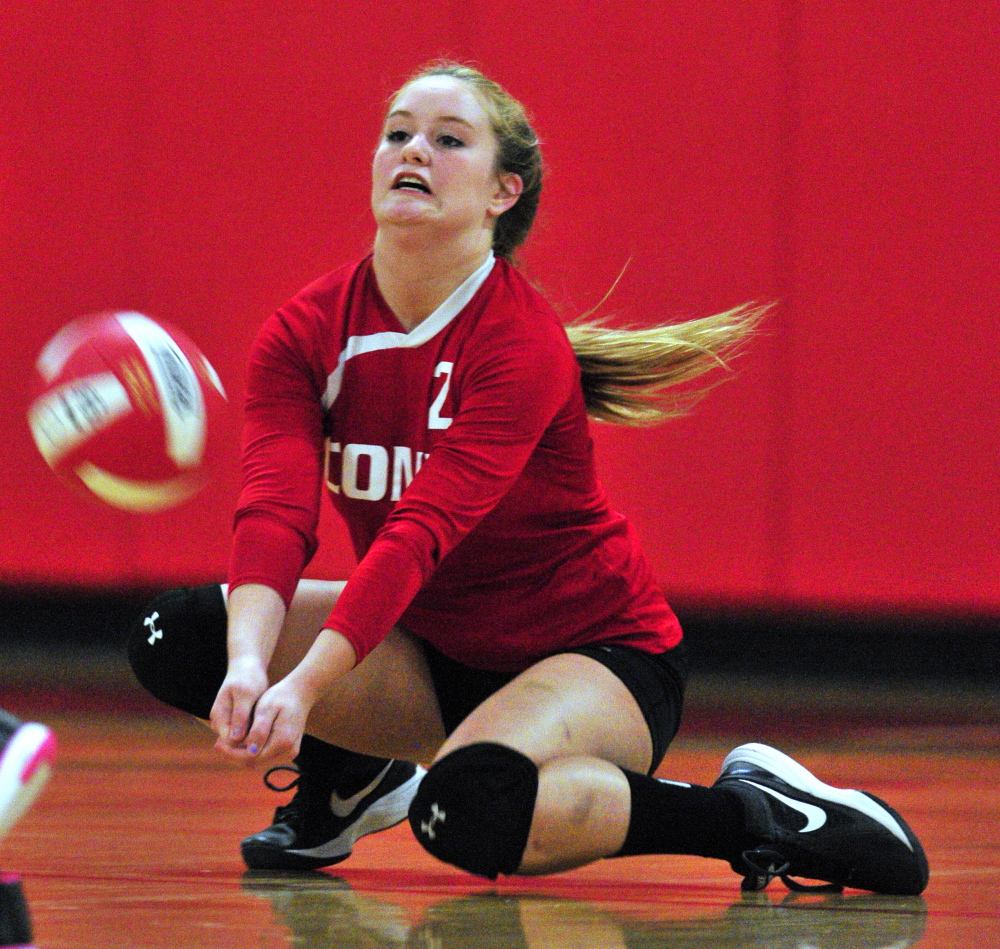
[490,173,522,218]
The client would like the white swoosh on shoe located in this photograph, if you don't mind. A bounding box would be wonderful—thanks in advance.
[740,779,828,832]
[329,762,395,819]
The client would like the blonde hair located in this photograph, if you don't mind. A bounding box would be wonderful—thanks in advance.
[566,303,769,425]
[394,62,765,425]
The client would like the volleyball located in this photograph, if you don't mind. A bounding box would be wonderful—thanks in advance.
[27,312,229,513]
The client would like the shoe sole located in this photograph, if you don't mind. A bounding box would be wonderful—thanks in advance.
[721,743,915,852]
[0,724,57,841]
[242,765,426,870]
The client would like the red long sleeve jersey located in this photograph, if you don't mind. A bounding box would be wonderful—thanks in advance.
[229,254,681,672]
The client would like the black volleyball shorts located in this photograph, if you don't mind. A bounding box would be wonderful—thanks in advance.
[418,637,688,774]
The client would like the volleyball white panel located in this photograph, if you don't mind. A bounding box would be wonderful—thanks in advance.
[35,320,94,384]
[28,372,132,466]
[116,312,206,468]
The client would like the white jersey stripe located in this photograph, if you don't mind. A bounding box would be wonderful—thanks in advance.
[322,252,495,411]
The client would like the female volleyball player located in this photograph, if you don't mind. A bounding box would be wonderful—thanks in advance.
[130,63,927,895]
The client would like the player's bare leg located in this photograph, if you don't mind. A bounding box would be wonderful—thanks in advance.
[226,579,446,762]
[131,581,440,870]
[409,655,929,894]
[234,581,445,869]
[271,620,447,763]
[437,653,644,873]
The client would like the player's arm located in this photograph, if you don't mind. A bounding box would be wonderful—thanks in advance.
[240,626,358,762]
[209,583,286,755]
[213,306,327,759]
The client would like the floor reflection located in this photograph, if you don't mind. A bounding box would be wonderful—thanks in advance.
[242,871,928,949]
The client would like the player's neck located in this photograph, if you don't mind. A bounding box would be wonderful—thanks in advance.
[372,229,492,332]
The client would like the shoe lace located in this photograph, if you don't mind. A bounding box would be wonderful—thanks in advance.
[740,848,844,894]
[262,765,307,825]
[263,765,301,793]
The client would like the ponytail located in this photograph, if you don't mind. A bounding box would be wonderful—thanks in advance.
[566,303,768,426]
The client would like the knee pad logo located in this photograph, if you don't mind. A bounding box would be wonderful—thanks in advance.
[144,611,163,645]
[420,803,446,840]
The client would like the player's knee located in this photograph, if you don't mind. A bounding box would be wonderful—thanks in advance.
[408,742,538,879]
[126,584,228,718]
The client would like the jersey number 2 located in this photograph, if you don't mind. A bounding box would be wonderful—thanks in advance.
[428,361,453,430]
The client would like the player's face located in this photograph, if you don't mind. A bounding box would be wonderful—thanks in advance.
[372,76,522,243]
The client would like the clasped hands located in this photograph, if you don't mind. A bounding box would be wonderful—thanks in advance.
[209,657,319,764]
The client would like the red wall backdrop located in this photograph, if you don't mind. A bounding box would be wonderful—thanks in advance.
[1,1,997,615]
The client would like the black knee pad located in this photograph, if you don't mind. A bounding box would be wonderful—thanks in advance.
[408,743,538,879]
[126,584,228,718]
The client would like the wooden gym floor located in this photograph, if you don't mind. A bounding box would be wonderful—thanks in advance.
[2,645,999,948]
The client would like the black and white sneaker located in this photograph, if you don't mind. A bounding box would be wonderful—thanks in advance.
[0,708,56,842]
[241,759,425,870]
[714,743,929,895]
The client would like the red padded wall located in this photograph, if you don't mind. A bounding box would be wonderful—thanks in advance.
[1,1,997,614]
[783,1,1000,612]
